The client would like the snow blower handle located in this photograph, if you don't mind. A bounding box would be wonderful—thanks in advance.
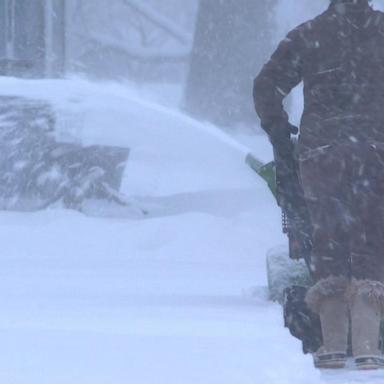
[273,138,313,266]
[245,133,313,265]
[273,138,300,212]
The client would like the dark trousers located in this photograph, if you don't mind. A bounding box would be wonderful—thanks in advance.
[299,142,384,281]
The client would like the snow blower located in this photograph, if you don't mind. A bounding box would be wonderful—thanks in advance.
[246,142,384,354]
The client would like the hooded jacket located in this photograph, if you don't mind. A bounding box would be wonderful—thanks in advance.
[253,0,384,150]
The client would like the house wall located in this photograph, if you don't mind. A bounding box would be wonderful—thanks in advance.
[0,0,66,78]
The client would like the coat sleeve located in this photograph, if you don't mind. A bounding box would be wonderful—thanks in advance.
[253,29,304,135]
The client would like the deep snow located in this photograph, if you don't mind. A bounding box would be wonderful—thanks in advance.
[0,77,383,383]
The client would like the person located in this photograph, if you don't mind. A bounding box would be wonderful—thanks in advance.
[253,0,384,370]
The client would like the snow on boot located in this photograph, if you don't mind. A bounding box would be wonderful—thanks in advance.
[350,280,384,370]
[306,277,349,369]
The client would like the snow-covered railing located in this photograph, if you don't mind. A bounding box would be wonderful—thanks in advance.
[68,0,194,80]
[122,0,193,46]
[84,34,191,63]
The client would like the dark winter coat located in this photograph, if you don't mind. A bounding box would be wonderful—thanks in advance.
[254,0,384,281]
[253,0,384,151]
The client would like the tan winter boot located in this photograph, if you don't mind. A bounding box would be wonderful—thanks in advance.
[351,280,384,370]
[306,277,349,369]
[314,296,349,368]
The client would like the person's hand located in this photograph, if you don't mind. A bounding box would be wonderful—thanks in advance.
[263,121,302,210]
[268,121,298,142]
[266,121,298,157]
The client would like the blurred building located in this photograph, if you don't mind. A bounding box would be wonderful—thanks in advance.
[0,0,198,83]
[0,0,66,78]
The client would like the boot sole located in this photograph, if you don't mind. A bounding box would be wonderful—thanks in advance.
[315,361,347,369]
[355,356,384,370]
[356,365,381,370]
[314,353,347,369]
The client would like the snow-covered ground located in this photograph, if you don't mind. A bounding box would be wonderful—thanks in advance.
[0,77,383,383]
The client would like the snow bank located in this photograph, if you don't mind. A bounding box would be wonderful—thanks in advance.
[0,77,259,197]
[1,77,377,384]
